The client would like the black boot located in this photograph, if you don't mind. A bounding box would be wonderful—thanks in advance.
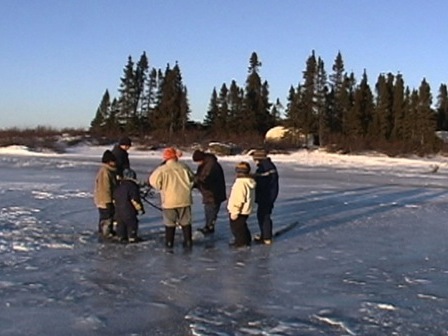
[165,226,175,248]
[182,225,193,248]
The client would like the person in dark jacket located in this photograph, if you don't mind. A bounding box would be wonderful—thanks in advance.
[113,168,145,243]
[252,149,279,245]
[192,149,227,235]
[111,136,132,178]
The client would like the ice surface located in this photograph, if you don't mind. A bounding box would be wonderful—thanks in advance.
[1,146,448,335]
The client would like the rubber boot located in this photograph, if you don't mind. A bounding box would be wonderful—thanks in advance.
[165,226,175,248]
[182,225,193,248]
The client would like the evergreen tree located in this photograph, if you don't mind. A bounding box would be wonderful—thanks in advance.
[148,68,165,130]
[270,98,283,124]
[436,84,448,131]
[260,80,274,132]
[216,83,229,134]
[117,56,137,133]
[403,88,419,142]
[243,52,264,134]
[90,89,111,134]
[347,70,374,139]
[299,50,318,143]
[328,51,346,134]
[228,80,244,134]
[204,88,219,128]
[416,78,436,148]
[340,72,356,137]
[134,52,149,134]
[143,67,159,131]
[155,63,190,139]
[105,98,121,135]
[390,74,405,140]
[316,57,328,146]
[285,85,305,146]
[374,73,394,141]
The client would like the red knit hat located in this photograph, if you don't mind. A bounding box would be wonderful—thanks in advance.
[163,147,178,161]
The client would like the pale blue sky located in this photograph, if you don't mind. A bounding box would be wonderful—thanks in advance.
[1,0,447,129]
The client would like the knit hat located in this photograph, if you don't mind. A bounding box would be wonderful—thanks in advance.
[101,150,116,163]
[192,149,206,162]
[252,149,267,160]
[118,136,132,146]
[235,161,251,174]
[123,168,137,180]
[163,147,178,161]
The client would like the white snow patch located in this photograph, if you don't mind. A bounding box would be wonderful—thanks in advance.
[377,303,397,311]
[313,314,356,335]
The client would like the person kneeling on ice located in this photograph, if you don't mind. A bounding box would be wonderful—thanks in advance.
[113,168,145,243]
[227,162,256,248]
[149,147,195,249]
[94,150,118,238]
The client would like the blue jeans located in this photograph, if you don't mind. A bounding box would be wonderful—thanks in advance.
[204,203,222,228]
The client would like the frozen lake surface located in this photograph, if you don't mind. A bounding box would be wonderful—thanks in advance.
[1,147,448,335]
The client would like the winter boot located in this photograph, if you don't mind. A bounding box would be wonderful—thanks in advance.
[99,219,114,238]
[182,225,193,248]
[165,226,175,248]
[198,226,214,235]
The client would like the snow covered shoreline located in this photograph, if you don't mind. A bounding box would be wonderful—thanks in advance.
[1,144,447,174]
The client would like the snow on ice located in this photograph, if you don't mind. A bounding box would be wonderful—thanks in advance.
[1,144,448,335]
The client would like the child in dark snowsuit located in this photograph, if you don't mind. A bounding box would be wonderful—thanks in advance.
[113,168,145,243]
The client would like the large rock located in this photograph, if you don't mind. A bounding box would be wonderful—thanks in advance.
[265,126,291,142]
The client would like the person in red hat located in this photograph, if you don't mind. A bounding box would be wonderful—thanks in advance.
[149,147,195,248]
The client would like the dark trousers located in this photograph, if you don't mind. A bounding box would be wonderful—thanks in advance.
[204,203,221,228]
[229,214,251,246]
[257,203,273,240]
[115,215,139,239]
[98,207,114,235]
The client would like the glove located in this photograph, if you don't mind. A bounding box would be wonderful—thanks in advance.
[138,180,149,188]
[230,213,238,221]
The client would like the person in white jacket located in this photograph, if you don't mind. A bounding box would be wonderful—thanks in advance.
[227,161,256,247]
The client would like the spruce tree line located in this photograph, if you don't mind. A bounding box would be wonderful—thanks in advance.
[90,50,448,154]
[90,52,189,141]
[282,50,447,153]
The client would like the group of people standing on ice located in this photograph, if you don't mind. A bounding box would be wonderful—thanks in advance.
[93,136,279,249]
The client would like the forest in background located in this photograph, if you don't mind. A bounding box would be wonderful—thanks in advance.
[88,50,448,155]
[2,50,448,156]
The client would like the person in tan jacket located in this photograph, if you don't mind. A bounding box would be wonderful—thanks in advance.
[94,150,117,238]
[149,147,195,248]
